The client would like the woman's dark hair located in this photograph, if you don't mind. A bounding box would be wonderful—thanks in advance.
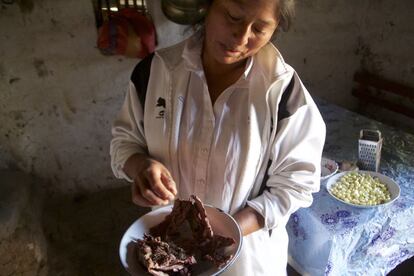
[195,0,295,33]
[277,0,295,32]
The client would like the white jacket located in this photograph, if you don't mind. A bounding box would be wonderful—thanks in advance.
[111,37,326,275]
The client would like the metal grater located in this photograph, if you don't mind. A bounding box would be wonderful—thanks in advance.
[358,129,383,172]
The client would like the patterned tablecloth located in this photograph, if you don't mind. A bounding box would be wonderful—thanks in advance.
[287,100,414,276]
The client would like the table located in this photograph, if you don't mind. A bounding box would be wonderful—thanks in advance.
[286,100,414,276]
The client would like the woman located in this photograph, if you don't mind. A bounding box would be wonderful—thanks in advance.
[110,0,326,275]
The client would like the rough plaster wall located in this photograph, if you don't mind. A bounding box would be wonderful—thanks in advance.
[275,1,362,108]
[357,1,414,80]
[0,0,188,195]
[354,1,414,132]
[0,0,413,195]
[275,0,414,131]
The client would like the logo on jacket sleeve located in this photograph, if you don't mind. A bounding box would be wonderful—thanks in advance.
[156,97,166,119]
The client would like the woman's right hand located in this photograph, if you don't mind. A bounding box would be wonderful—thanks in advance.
[123,153,177,207]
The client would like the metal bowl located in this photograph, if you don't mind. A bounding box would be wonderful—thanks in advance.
[119,204,242,275]
[162,0,208,25]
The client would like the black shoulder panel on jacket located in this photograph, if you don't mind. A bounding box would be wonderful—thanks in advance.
[277,74,306,122]
[131,53,155,108]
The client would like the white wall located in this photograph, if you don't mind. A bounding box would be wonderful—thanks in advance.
[0,0,413,195]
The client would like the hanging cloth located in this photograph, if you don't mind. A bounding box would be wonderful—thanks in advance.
[97,8,156,58]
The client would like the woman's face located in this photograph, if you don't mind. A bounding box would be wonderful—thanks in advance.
[203,0,279,66]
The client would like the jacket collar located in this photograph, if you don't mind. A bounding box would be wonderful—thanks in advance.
[156,33,289,83]
[181,34,254,82]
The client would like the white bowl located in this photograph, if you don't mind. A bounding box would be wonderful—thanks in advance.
[321,157,339,180]
[326,171,400,208]
[119,204,242,276]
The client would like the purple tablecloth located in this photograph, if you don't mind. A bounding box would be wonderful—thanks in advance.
[287,101,414,276]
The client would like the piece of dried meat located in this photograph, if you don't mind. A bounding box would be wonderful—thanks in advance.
[150,195,235,268]
[136,234,196,276]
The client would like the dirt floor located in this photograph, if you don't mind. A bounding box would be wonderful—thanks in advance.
[42,185,148,276]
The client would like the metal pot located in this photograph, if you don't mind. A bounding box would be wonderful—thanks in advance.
[161,0,209,25]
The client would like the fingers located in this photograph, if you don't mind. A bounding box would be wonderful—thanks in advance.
[129,157,178,207]
[161,172,177,196]
[145,169,176,201]
[134,176,170,206]
[131,183,153,207]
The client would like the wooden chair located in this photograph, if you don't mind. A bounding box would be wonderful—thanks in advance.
[352,72,414,119]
